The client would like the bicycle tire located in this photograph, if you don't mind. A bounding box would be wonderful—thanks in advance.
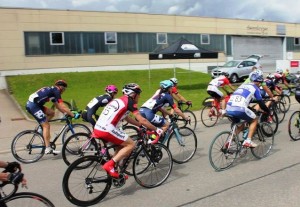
[260,111,278,135]
[50,101,71,119]
[273,101,286,123]
[208,131,239,171]
[62,123,91,144]
[288,111,300,141]
[62,155,112,206]
[177,110,197,131]
[133,143,173,188]
[61,132,99,166]
[201,106,219,127]
[2,192,55,207]
[167,127,197,164]
[11,130,45,163]
[251,122,274,159]
[281,94,290,112]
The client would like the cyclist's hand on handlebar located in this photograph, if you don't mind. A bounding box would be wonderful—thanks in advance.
[4,161,21,173]
[73,113,80,119]
[8,171,24,185]
[185,116,191,124]
[186,101,192,106]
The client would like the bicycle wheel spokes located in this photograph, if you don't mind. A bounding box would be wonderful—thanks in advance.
[251,122,274,159]
[288,111,300,141]
[3,192,55,207]
[208,131,238,171]
[62,155,111,206]
[167,127,197,164]
[201,106,218,127]
[62,133,98,166]
[11,130,45,163]
[62,123,91,143]
[177,110,197,131]
[133,143,173,188]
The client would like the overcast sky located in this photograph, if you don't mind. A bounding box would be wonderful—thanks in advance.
[1,0,300,23]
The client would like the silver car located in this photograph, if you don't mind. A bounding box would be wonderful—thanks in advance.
[211,55,262,83]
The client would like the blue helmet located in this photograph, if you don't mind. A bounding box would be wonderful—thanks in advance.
[250,71,264,82]
[160,80,174,89]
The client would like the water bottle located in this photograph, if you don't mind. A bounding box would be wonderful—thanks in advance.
[242,128,249,140]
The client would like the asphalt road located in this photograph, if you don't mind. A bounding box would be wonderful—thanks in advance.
[1,89,300,207]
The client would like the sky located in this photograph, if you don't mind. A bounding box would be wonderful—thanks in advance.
[1,0,300,23]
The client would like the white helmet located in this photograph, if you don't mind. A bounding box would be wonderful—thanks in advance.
[276,69,283,74]
[170,78,178,84]
[122,83,142,95]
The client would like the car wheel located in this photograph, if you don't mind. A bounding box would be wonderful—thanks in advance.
[230,74,239,83]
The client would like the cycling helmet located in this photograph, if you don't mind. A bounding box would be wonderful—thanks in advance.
[170,78,178,84]
[266,74,275,80]
[160,80,174,89]
[221,72,229,77]
[276,69,283,74]
[55,79,67,88]
[105,85,118,94]
[122,83,142,95]
[250,72,264,83]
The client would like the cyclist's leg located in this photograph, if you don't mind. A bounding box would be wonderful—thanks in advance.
[140,108,168,133]
[240,108,258,147]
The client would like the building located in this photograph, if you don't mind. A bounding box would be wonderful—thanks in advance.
[1,7,300,88]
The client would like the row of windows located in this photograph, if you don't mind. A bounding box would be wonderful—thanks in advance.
[24,32,221,56]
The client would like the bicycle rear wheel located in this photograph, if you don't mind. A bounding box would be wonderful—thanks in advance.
[208,131,239,171]
[177,110,197,131]
[133,143,173,188]
[167,127,197,164]
[201,106,219,127]
[281,94,290,112]
[261,111,278,135]
[62,123,91,143]
[272,101,286,123]
[11,130,45,163]
[62,155,111,206]
[62,132,99,166]
[251,122,274,159]
[288,111,300,141]
[3,192,55,207]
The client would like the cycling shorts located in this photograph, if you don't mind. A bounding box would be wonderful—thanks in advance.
[93,124,129,145]
[25,101,47,124]
[226,107,256,123]
[139,107,166,127]
[207,85,223,98]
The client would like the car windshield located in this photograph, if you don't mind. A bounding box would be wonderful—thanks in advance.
[223,60,240,67]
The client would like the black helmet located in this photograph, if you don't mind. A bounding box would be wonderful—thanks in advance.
[55,80,67,88]
[122,83,142,95]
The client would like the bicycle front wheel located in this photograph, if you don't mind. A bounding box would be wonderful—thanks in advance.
[11,130,45,163]
[208,131,239,171]
[62,155,111,206]
[177,110,197,131]
[133,143,173,188]
[288,111,300,141]
[251,122,274,159]
[273,101,286,123]
[281,94,290,112]
[201,106,219,127]
[167,127,197,164]
[2,192,55,207]
[62,132,99,166]
[62,123,91,143]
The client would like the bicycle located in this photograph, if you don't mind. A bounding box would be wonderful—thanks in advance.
[288,110,300,141]
[208,111,274,171]
[62,127,173,206]
[11,114,91,163]
[159,115,197,164]
[277,89,291,112]
[0,168,54,206]
[61,125,139,166]
[201,92,231,127]
[177,101,197,131]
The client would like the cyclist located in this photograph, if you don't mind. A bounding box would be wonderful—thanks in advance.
[0,161,26,185]
[26,80,80,155]
[169,78,192,105]
[207,72,235,116]
[226,72,270,148]
[93,83,163,178]
[262,74,282,97]
[82,85,118,128]
[274,69,291,91]
[139,80,190,134]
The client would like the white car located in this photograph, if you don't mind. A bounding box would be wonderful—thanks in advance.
[211,55,262,83]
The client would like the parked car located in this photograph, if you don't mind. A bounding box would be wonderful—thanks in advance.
[211,55,262,83]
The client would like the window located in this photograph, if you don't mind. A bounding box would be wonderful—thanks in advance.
[105,32,117,44]
[201,34,210,44]
[157,33,167,44]
[50,32,64,45]
[295,38,300,45]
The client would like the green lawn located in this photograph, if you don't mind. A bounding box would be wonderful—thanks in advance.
[6,68,214,113]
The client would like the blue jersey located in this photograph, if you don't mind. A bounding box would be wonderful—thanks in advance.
[28,86,62,106]
[141,89,176,113]
[227,83,262,111]
[264,79,276,91]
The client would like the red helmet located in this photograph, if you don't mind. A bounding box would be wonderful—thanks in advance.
[55,79,67,88]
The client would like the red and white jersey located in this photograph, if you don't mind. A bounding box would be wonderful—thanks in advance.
[209,76,230,87]
[94,95,138,130]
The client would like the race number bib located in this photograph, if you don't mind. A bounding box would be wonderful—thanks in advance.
[229,95,246,107]
[87,98,98,109]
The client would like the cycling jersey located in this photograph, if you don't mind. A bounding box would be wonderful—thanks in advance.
[274,73,287,84]
[93,95,138,144]
[207,76,230,98]
[82,94,112,127]
[171,86,178,95]
[26,86,63,124]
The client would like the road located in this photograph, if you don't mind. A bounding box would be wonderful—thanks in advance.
[1,89,300,207]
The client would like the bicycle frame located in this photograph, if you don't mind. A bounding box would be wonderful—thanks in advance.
[159,117,184,146]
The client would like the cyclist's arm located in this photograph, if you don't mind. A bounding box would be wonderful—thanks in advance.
[171,92,180,102]
[55,102,74,117]
[175,92,188,102]
[124,115,140,127]
[133,111,157,131]
[257,100,270,114]
[262,85,274,98]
